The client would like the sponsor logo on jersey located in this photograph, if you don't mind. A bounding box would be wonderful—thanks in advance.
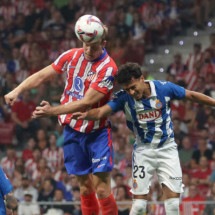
[169,176,182,180]
[74,77,83,92]
[98,76,114,90]
[138,110,161,122]
[65,90,83,100]
[92,156,107,163]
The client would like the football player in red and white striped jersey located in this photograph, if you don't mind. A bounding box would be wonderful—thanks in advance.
[5,15,118,215]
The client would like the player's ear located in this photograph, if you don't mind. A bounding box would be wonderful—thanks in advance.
[140,75,145,81]
[101,40,107,48]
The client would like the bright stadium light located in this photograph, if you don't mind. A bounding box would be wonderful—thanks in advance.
[164,49,169,54]
[159,68,164,72]
[193,31,198,36]
[208,21,212,27]
[149,59,154,64]
[179,40,184,46]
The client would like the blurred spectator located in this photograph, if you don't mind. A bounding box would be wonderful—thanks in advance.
[181,173,190,199]
[166,52,187,81]
[0,145,16,178]
[42,132,64,173]
[17,190,40,215]
[14,174,38,202]
[191,137,213,164]
[112,173,131,199]
[180,183,205,215]
[22,137,36,162]
[203,182,215,215]
[11,90,38,144]
[71,186,81,215]
[55,168,73,201]
[51,189,74,214]
[35,128,48,151]
[12,157,25,189]
[25,147,42,179]
[191,156,212,198]
[38,178,55,213]
[186,43,203,72]
[115,185,131,215]
[179,135,194,171]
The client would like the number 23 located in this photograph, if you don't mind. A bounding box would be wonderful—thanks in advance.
[133,165,145,179]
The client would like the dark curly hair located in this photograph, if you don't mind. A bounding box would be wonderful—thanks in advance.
[116,62,142,85]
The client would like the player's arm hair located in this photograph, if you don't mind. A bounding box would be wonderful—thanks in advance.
[85,104,113,120]
[185,90,215,106]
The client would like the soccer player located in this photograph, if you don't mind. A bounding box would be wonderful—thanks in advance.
[4,15,118,215]
[71,62,215,215]
[0,167,18,214]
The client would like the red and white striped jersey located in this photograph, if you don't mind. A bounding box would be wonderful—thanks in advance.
[42,147,64,173]
[1,157,15,178]
[52,48,118,133]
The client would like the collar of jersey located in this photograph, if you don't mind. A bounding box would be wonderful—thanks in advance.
[145,80,157,98]
[91,48,107,62]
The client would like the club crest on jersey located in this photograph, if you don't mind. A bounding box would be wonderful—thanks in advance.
[155,99,162,109]
[138,109,161,122]
[87,71,96,81]
[74,77,83,92]
[133,179,138,189]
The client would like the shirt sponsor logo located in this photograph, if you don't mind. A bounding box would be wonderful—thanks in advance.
[92,156,107,163]
[138,110,161,122]
[65,90,83,99]
[98,76,114,90]
[169,176,182,180]
[74,77,83,92]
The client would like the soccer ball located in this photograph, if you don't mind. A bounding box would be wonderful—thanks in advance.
[75,15,104,43]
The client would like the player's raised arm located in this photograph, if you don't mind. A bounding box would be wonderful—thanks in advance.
[32,87,106,118]
[185,90,215,106]
[4,65,56,106]
[73,104,113,120]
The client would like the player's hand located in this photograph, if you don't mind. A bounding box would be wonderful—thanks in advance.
[32,100,52,118]
[73,112,88,119]
[4,91,19,106]
[5,193,18,210]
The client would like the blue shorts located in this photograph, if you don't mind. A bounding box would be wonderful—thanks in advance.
[63,125,114,175]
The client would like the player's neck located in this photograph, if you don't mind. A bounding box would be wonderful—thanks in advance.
[142,83,151,99]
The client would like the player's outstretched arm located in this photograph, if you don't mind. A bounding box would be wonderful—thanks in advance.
[185,90,215,106]
[32,87,107,118]
[4,65,56,106]
[73,104,113,120]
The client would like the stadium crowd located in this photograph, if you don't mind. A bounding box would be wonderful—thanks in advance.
[0,0,215,214]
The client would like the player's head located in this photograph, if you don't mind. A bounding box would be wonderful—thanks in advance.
[75,14,108,61]
[83,25,108,61]
[116,62,147,100]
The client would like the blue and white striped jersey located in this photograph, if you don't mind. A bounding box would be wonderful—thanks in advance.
[108,80,186,148]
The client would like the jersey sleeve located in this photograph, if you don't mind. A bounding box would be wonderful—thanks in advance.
[90,62,118,94]
[157,81,186,99]
[0,167,13,196]
[107,90,126,112]
[51,49,74,74]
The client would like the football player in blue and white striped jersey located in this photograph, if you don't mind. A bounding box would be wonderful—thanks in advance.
[74,62,215,215]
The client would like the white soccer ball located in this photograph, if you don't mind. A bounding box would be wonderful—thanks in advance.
[75,15,104,43]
